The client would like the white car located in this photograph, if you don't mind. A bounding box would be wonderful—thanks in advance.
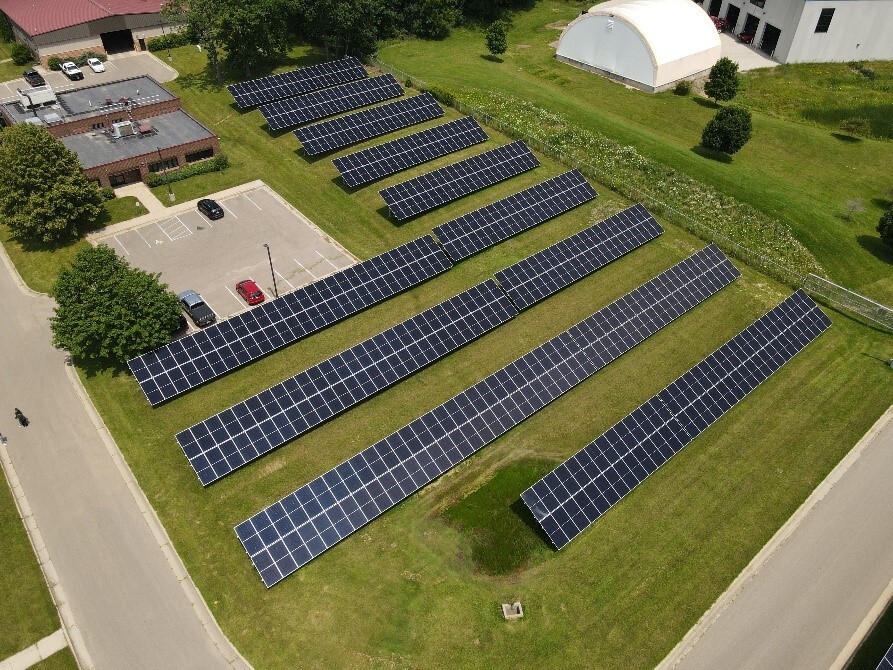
[60,61,83,80]
[86,57,105,73]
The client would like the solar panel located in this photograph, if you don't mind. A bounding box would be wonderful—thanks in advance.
[379,140,540,221]
[177,280,517,486]
[293,93,443,156]
[496,203,664,310]
[234,246,738,586]
[128,236,452,406]
[878,642,893,670]
[260,74,404,131]
[521,290,831,550]
[433,170,597,261]
[333,116,488,188]
[227,57,367,109]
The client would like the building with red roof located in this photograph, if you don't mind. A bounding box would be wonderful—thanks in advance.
[0,0,169,64]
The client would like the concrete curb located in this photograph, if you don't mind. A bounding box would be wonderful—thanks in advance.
[656,402,893,670]
[0,235,49,299]
[63,363,253,670]
[831,575,893,669]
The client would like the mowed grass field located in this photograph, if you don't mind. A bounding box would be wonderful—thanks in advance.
[66,44,893,670]
[377,0,893,304]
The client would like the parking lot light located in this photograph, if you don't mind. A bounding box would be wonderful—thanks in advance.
[263,243,279,298]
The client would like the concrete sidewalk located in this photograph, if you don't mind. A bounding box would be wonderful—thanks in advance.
[0,630,67,670]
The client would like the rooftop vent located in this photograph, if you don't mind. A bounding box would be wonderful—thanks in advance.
[112,120,135,138]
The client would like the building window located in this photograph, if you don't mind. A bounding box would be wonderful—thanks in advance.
[91,122,105,130]
[148,157,179,173]
[751,0,766,8]
[815,8,834,32]
[185,148,213,163]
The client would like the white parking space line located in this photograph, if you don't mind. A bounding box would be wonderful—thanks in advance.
[113,234,129,255]
[294,258,318,280]
[274,269,295,291]
[221,202,238,219]
[244,193,263,210]
[225,285,243,308]
[156,217,192,242]
[134,227,153,249]
[316,250,339,270]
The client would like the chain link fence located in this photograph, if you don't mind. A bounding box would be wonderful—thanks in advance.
[370,57,893,333]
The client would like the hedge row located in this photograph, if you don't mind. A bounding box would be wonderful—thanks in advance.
[146,154,229,187]
[47,52,107,71]
[146,32,192,52]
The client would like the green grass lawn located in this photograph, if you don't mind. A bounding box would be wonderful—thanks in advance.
[0,40,28,83]
[377,0,893,303]
[0,461,61,658]
[28,648,78,670]
[65,42,893,670]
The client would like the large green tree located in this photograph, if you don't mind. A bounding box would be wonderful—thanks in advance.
[294,0,390,58]
[397,0,458,40]
[703,57,740,103]
[701,106,753,155]
[0,124,102,243]
[878,207,893,250]
[220,0,289,77]
[163,0,224,83]
[51,245,181,365]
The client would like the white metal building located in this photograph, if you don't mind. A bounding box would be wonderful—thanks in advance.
[696,0,893,63]
[556,0,722,92]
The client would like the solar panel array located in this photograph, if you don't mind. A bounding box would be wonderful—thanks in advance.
[227,57,367,109]
[128,236,452,406]
[177,280,517,486]
[432,170,597,262]
[234,246,738,586]
[260,74,404,131]
[333,116,488,188]
[878,642,893,670]
[521,290,831,550]
[379,140,540,220]
[293,93,443,156]
[496,203,664,310]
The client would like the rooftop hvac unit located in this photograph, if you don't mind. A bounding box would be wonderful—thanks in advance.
[112,120,135,138]
[17,85,56,108]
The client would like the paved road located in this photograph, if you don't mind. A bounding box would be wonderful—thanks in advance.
[0,254,244,668]
[666,409,893,670]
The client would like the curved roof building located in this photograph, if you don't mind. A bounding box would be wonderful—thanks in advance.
[556,0,722,92]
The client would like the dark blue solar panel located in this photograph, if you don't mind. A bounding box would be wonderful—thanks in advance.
[878,641,893,670]
[227,57,367,109]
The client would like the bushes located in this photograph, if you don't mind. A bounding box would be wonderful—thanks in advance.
[0,12,13,43]
[673,80,692,96]
[839,117,871,137]
[701,106,753,155]
[47,52,107,70]
[47,56,61,71]
[10,42,33,66]
[427,85,456,106]
[99,186,116,201]
[145,154,229,187]
[147,32,191,52]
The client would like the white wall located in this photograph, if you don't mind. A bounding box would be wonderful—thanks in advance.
[557,15,656,87]
[785,0,893,62]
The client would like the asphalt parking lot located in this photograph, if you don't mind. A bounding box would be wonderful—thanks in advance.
[0,51,176,99]
[109,186,356,321]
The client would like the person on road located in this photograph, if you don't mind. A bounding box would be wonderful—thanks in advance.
[14,408,28,427]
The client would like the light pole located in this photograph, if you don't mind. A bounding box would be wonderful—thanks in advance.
[156,146,174,202]
[263,244,279,298]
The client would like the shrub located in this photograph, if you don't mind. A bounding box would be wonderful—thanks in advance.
[428,85,456,107]
[47,56,62,71]
[674,80,692,96]
[72,51,108,67]
[0,12,14,43]
[10,42,33,66]
[145,154,229,187]
[877,207,893,249]
[99,186,116,201]
[704,56,740,102]
[485,20,508,58]
[147,32,190,52]
[839,117,871,137]
[702,106,753,155]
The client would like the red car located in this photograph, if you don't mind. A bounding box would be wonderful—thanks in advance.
[236,279,265,305]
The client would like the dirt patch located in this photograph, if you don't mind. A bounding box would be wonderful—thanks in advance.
[517,44,531,49]
[546,20,569,29]
[549,40,560,49]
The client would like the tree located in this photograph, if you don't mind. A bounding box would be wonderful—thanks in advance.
[294,0,390,59]
[701,106,752,155]
[485,20,507,58]
[398,0,458,40]
[220,0,289,77]
[0,124,102,243]
[51,245,181,365]
[163,0,224,84]
[704,57,740,103]
[877,207,893,249]
[842,198,865,221]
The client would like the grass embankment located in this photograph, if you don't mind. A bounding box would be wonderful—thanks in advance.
[377,0,893,303]
[0,41,27,83]
[71,42,893,670]
[0,196,140,294]
[0,461,60,658]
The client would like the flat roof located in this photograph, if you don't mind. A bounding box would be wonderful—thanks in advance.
[3,76,174,126]
[60,110,216,170]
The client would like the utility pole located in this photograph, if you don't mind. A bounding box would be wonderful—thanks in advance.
[263,244,279,298]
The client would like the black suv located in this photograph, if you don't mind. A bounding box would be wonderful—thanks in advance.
[197,198,224,220]
[23,69,45,87]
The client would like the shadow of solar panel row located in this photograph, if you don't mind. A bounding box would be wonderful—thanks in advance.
[128,236,452,406]
[293,93,444,156]
[567,244,740,369]
[379,140,540,220]
[432,170,597,262]
[234,246,738,586]
[521,290,831,550]
[879,642,893,670]
[177,280,517,486]
[227,57,367,109]
[333,116,488,188]
[496,203,664,310]
[260,74,404,131]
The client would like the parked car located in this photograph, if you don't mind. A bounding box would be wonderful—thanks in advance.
[60,62,84,81]
[197,198,224,220]
[178,290,217,328]
[236,279,265,306]
[85,57,105,73]
[22,69,45,87]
